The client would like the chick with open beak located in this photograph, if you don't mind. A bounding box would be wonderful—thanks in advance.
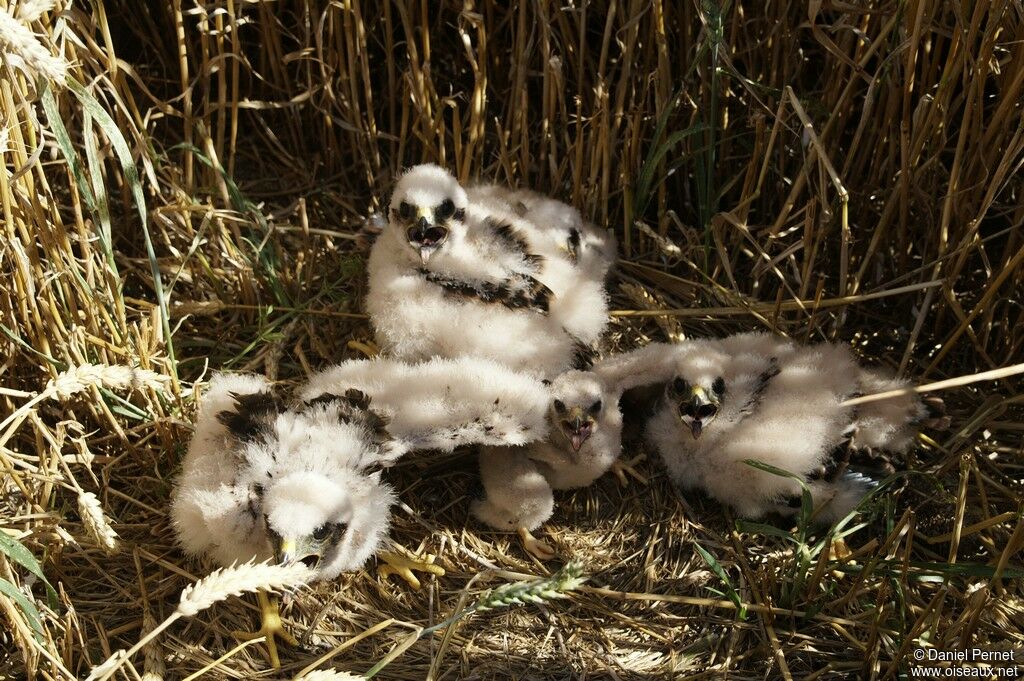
[553,397,602,456]
[269,521,346,572]
[670,376,725,439]
[390,193,465,263]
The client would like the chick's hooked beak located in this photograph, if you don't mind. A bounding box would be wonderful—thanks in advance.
[408,206,448,264]
[563,406,593,454]
[682,385,719,440]
[273,535,321,571]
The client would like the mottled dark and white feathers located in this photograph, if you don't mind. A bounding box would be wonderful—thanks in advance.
[366,165,611,377]
[626,333,941,524]
[171,373,395,578]
[298,356,551,458]
[468,184,617,281]
[172,357,551,580]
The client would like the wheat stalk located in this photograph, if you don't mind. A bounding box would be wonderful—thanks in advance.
[84,650,127,681]
[0,6,67,82]
[469,561,588,613]
[0,364,171,447]
[77,492,119,553]
[841,362,1024,407]
[89,561,313,681]
[363,562,587,678]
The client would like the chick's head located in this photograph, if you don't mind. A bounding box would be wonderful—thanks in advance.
[389,164,468,263]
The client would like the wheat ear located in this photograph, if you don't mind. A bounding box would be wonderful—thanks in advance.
[77,492,119,553]
[16,0,56,22]
[90,561,312,681]
[298,671,366,681]
[0,364,170,442]
[47,364,170,400]
[0,8,67,82]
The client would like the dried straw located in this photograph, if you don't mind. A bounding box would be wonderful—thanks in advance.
[1,1,1022,678]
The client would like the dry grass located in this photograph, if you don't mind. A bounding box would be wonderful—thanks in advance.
[1,0,1023,678]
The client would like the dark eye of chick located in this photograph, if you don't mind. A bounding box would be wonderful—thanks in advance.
[672,377,688,394]
[588,399,602,414]
[712,377,726,395]
[312,524,330,541]
[435,198,455,220]
[553,399,566,413]
[398,201,414,220]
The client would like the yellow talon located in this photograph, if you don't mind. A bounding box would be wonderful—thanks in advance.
[377,549,445,590]
[610,454,648,487]
[347,339,380,358]
[231,591,297,669]
[517,527,557,561]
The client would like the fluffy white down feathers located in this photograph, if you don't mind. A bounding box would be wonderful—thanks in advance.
[472,353,665,534]
[171,373,395,579]
[636,333,934,524]
[299,356,552,458]
[172,357,551,579]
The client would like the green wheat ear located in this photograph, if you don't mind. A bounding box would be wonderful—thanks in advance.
[364,563,590,678]
[420,561,588,637]
[476,561,589,611]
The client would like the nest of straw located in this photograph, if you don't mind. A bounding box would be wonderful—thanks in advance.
[1,1,1022,679]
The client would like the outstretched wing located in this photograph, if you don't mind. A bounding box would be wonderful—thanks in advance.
[298,356,551,463]
[592,342,693,396]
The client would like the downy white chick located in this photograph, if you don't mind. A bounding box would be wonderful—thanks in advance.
[472,354,659,560]
[172,357,550,665]
[172,373,393,666]
[847,367,949,454]
[468,184,617,282]
[366,164,610,377]
[640,333,941,525]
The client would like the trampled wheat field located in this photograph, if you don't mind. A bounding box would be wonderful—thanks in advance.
[1,1,1022,679]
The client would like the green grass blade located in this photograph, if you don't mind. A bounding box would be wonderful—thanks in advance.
[0,578,45,642]
[635,123,709,218]
[66,76,177,380]
[694,543,745,618]
[39,84,96,213]
[0,533,58,609]
[81,111,118,275]
[735,518,798,543]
